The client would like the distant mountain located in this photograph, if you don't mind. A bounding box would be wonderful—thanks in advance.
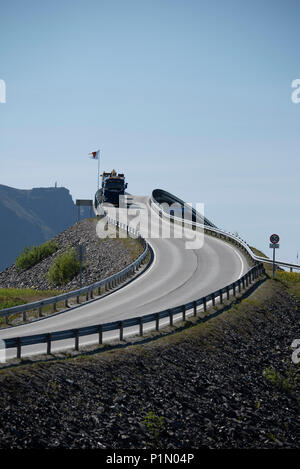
[0,185,92,272]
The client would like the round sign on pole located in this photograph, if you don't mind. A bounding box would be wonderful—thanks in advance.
[270,233,280,244]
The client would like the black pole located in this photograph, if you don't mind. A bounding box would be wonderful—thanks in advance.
[79,245,83,288]
[272,246,276,278]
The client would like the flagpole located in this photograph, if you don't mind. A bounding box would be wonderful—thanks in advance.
[97,150,100,191]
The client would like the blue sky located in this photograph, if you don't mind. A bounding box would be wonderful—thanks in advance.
[1,0,300,264]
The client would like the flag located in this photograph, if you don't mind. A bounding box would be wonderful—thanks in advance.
[88,150,100,160]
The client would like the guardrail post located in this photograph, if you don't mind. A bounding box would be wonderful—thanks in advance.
[90,289,94,299]
[233,283,236,297]
[226,286,230,300]
[47,333,51,354]
[238,279,241,293]
[119,321,123,341]
[249,272,252,284]
[74,330,79,351]
[53,302,57,313]
[22,311,26,322]
[246,274,249,287]
[17,338,21,359]
[155,313,159,331]
[242,277,245,289]
[219,290,223,304]
[182,305,186,321]
[211,293,215,307]
[139,317,143,336]
[76,295,80,304]
[65,299,69,308]
[169,309,173,326]
[5,315,8,325]
[38,305,42,318]
[98,325,103,344]
[86,291,89,301]
[193,300,197,316]
[203,297,207,312]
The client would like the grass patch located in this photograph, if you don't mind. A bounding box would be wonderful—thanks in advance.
[263,366,298,393]
[249,246,275,275]
[15,241,58,271]
[0,288,63,310]
[275,270,300,301]
[249,246,268,258]
[143,410,164,446]
[118,237,144,262]
[0,288,65,327]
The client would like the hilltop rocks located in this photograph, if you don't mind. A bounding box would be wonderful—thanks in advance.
[0,218,139,291]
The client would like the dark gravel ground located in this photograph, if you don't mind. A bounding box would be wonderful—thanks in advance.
[0,218,142,291]
[0,279,299,449]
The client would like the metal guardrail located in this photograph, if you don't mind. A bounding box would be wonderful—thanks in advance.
[4,262,264,359]
[149,193,300,271]
[2,190,297,359]
[0,217,150,324]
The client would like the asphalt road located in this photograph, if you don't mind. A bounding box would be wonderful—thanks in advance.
[0,196,250,359]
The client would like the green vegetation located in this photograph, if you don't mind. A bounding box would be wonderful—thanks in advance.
[15,240,58,271]
[263,366,298,393]
[143,411,164,443]
[47,248,81,286]
[0,288,62,310]
[276,270,300,301]
[0,288,65,327]
[119,237,144,262]
[249,246,268,258]
[0,288,62,309]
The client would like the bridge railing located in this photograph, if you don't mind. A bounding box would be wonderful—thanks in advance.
[2,191,297,359]
[0,218,150,324]
[4,262,264,359]
[149,194,300,271]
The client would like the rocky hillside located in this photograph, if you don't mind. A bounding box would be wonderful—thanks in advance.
[0,184,91,272]
[0,279,298,449]
[0,218,142,291]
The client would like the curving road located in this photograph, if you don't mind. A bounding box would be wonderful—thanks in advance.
[0,195,250,358]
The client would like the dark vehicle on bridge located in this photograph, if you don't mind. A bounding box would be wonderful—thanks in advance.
[95,169,127,207]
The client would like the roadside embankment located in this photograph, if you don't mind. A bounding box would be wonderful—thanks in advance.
[0,218,143,293]
[0,274,298,449]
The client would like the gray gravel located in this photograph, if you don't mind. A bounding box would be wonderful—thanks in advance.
[0,218,141,291]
